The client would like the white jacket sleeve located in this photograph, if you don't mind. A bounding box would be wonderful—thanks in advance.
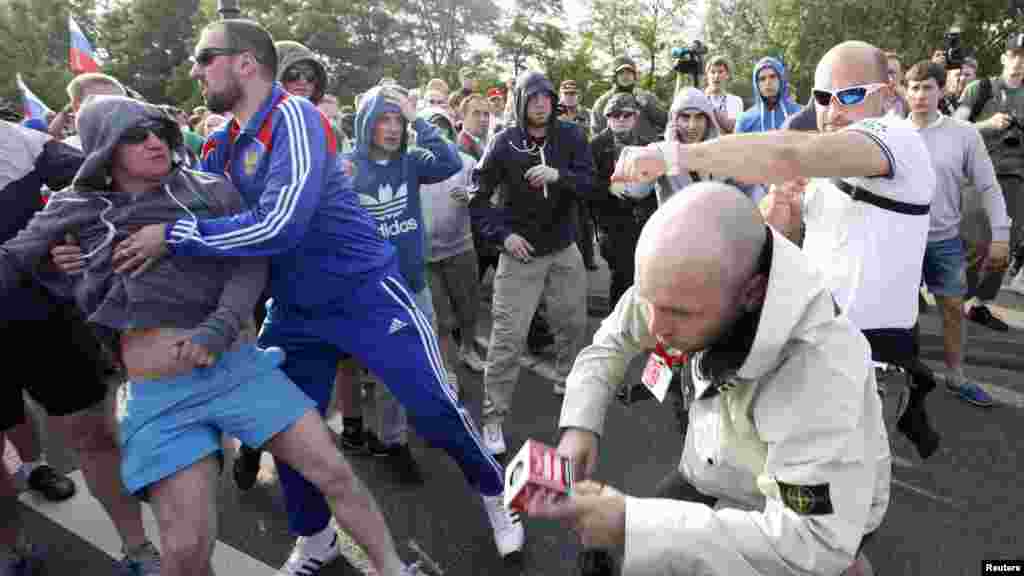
[558,286,656,436]
[622,345,884,576]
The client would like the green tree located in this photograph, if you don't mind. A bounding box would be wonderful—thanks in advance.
[0,0,98,110]
[396,0,501,82]
[492,0,567,77]
[99,0,203,105]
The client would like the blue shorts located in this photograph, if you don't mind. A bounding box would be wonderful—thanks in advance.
[922,236,967,298]
[116,343,316,496]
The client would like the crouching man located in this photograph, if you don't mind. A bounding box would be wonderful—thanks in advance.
[3,95,422,576]
[529,185,889,575]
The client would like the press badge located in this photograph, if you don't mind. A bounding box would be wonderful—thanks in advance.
[641,353,673,403]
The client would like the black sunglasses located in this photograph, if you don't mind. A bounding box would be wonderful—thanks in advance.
[192,47,243,67]
[607,111,635,120]
[121,121,175,146]
[283,66,317,84]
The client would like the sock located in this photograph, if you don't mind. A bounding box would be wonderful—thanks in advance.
[20,459,45,477]
[947,367,965,389]
[342,417,363,434]
[306,522,337,551]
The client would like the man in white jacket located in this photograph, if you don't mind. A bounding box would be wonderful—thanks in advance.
[529,184,888,575]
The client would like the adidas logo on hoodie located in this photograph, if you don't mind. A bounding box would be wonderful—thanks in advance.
[359,182,419,239]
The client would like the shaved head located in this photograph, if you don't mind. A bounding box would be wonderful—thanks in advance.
[634,183,768,353]
[815,41,889,88]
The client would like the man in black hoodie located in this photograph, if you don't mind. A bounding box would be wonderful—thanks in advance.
[471,70,596,458]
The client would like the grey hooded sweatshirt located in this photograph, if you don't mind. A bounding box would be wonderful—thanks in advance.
[0,95,267,356]
[655,88,764,205]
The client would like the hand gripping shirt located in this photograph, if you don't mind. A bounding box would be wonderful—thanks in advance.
[166,84,396,310]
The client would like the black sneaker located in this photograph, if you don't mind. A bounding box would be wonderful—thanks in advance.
[233,445,262,492]
[967,304,1009,332]
[897,401,940,459]
[26,465,76,502]
[339,426,367,453]
[366,434,424,485]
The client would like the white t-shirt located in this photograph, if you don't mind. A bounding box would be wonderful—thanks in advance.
[801,115,935,332]
[707,92,744,121]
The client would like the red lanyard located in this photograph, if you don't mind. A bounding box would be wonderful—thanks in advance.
[654,342,686,368]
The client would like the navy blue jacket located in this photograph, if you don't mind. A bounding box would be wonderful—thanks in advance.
[471,72,596,257]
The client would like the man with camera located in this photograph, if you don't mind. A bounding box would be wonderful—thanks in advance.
[954,33,1024,330]
[590,56,666,141]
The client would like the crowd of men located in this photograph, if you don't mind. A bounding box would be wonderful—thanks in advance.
[1,16,1021,576]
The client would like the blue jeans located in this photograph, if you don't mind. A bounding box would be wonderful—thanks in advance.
[922,236,967,298]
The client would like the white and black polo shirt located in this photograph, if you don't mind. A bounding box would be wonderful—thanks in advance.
[802,115,936,332]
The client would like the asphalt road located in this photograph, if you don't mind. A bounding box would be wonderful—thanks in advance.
[13,264,1024,575]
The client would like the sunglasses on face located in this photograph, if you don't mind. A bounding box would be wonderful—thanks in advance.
[121,121,174,146]
[283,66,317,84]
[607,111,635,120]
[812,83,886,107]
[191,47,243,67]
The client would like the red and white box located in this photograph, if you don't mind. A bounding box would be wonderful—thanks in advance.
[504,439,574,513]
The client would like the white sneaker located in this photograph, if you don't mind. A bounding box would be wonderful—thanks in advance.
[460,348,486,373]
[277,526,341,575]
[481,421,506,456]
[1008,269,1024,296]
[481,494,524,558]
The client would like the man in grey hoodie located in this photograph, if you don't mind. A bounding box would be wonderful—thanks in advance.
[654,87,762,205]
[6,95,424,576]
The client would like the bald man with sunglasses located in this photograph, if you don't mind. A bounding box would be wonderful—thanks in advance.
[615,41,941,461]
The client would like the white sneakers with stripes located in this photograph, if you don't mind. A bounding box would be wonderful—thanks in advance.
[481,494,525,558]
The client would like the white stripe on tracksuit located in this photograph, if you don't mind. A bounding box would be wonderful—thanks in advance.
[378,275,505,486]
[169,98,312,249]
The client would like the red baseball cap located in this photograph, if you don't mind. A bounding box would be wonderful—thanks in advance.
[487,87,505,99]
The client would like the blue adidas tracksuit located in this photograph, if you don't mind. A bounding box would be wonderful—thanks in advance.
[166,84,503,536]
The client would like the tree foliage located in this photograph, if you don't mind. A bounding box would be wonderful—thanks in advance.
[0,0,1020,122]
[705,0,1022,106]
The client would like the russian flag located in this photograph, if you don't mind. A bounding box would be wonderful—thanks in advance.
[69,15,100,74]
[16,73,53,124]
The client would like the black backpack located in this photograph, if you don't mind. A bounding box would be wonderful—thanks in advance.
[968,77,994,122]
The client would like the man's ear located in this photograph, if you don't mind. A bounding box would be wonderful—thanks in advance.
[740,273,769,312]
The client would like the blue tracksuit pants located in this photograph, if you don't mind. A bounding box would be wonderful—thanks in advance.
[259,264,505,536]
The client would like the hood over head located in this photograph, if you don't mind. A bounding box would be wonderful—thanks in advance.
[73,95,183,191]
[667,87,721,142]
[512,70,557,133]
[275,41,327,105]
[354,85,409,159]
[751,56,790,104]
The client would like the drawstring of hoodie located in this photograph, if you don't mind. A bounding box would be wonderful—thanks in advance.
[163,183,209,246]
[509,137,550,198]
[47,194,116,262]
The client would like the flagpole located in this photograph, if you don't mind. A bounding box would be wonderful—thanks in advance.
[217,0,241,19]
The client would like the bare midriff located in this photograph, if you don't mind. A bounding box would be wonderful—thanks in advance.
[120,327,196,382]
